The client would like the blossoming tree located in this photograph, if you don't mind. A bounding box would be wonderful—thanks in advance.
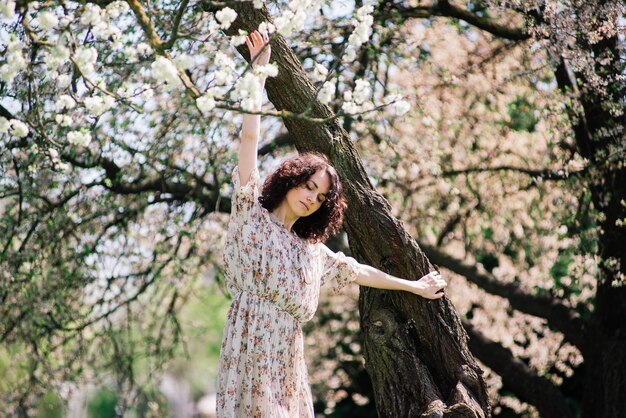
[1,0,624,417]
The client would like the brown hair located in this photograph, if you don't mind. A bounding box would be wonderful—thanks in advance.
[259,152,347,243]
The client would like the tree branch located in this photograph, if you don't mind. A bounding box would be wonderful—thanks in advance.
[420,241,589,353]
[441,165,587,181]
[383,0,530,41]
[463,320,574,418]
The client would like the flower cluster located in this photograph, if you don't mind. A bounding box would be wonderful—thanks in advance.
[0,39,27,84]
[215,7,237,30]
[0,1,15,19]
[318,82,336,105]
[67,130,92,147]
[233,72,263,111]
[38,11,59,30]
[84,95,116,116]
[74,46,98,75]
[0,117,29,138]
[151,56,182,89]
[78,2,128,40]
[274,0,323,37]
[344,4,374,62]
[44,45,71,71]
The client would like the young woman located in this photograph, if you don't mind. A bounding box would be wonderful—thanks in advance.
[217,31,447,418]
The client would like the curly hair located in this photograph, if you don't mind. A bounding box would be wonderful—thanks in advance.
[259,152,347,243]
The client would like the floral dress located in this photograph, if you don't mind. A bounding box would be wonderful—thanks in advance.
[217,165,361,418]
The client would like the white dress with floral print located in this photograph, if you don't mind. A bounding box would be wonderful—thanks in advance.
[217,166,360,418]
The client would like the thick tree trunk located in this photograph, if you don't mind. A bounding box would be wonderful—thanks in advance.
[220,4,490,416]
[554,30,626,418]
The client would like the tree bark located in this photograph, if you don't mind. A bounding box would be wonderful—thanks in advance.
[553,32,626,418]
[220,4,490,417]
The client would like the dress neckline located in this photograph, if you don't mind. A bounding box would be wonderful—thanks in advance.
[258,203,304,243]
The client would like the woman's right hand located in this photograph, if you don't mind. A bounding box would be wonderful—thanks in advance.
[245,30,271,68]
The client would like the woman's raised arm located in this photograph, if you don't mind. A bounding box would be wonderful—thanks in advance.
[238,31,271,186]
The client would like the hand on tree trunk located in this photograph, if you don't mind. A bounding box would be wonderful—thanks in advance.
[411,270,447,299]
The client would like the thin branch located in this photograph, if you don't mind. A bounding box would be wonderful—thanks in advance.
[163,0,190,49]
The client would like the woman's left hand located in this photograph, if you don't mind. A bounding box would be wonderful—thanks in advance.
[245,30,271,68]
[411,270,447,299]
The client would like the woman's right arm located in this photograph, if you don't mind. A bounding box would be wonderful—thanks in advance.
[238,31,271,186]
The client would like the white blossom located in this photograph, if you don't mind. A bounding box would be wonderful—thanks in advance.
[341,101,359,114]
[74,46,98,74]
[10,119,29,138]
[393,100,411,116]
[233,72,262,111]
[140,86,154,101]
[84,95,115,115]
[67,130,91,147]
[230,30,247,47]
[38,11,59,31]
[0,117,9,134]
[55,114,73,127]
[214,51,236,70]
[343,47,357,62]
[100,25,122,43]
[0,1,15,19]
[105,1,129,19]
[318,81,335,105]
[253,0,264,8]
[0,41,27,83]
[124,46,138,63]
[55,94,76,111]
[80,4,103,27]
[215,7,237,30]
[258,22,275,36]
[254,63,278,78]
[343,4,374,63]
[214,70,232,85]
[312,63,328,83]
[352,79,371,104]
[58,15,72,28]
[197,94,216,113]
[137,43,152,56]
[57,74,71,89]
[151,56,182,89]
[44,45,70,70]
[174,53,195,70]
[274,11,296,36]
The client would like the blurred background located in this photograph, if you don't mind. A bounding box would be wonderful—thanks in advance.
[1,0,623,417]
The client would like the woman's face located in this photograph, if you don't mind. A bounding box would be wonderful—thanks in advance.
[285,169,331,217]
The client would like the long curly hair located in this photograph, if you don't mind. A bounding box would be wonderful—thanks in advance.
[259,152,347,243]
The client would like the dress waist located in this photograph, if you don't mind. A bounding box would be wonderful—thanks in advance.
[234,288,300,322]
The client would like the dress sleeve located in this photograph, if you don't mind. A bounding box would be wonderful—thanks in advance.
[319,244,361,294]
[230,165,260,219]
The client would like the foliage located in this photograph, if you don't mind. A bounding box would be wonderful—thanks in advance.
[1,0,623,416]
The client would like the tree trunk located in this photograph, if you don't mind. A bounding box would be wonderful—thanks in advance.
[554,30,626,418]
[221,4,490,417]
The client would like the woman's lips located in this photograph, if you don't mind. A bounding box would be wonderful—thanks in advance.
[300,201,309,210]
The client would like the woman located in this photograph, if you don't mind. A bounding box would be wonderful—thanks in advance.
[217,31,447,418]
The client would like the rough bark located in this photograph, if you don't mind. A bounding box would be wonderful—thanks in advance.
[553,32,626,416]
[217,3,490,417]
